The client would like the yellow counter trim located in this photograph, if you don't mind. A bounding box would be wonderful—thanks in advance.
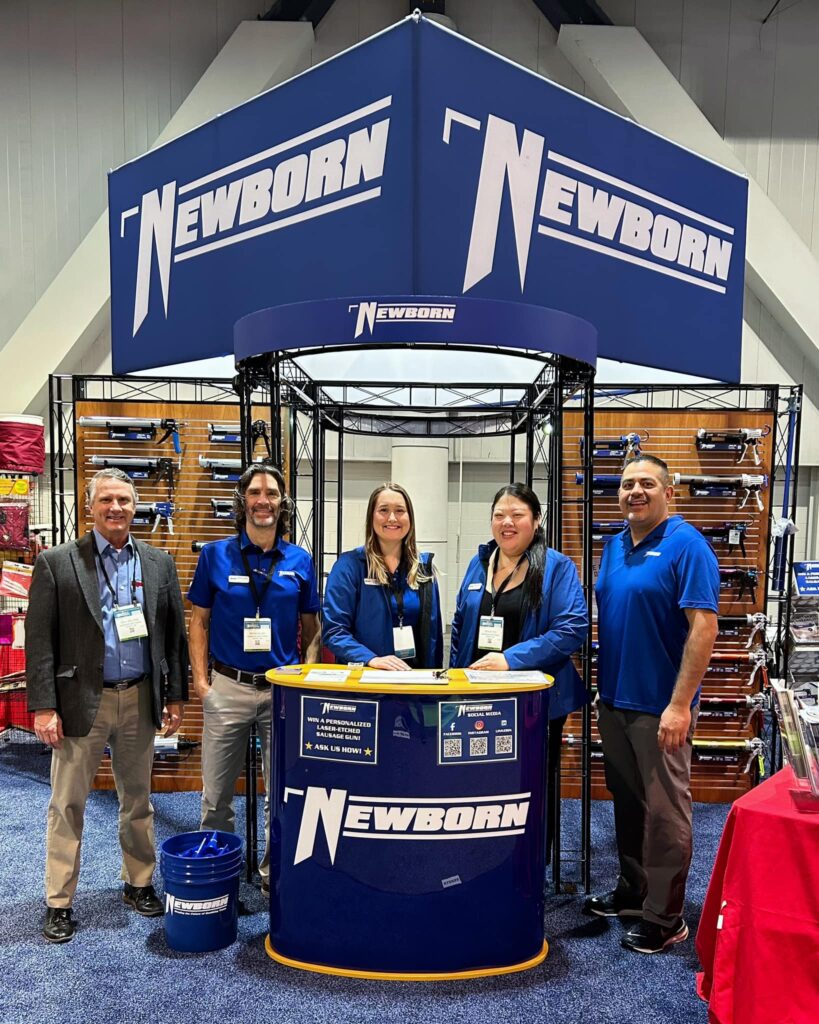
[266,664,552,695]
[265,935,549,980]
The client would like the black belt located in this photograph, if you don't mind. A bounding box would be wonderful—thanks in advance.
[103,675,147,691]
[213,661,271,689]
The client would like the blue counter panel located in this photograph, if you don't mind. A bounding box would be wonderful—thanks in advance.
[269,687,549,974]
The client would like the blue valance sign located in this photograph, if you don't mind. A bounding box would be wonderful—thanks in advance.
[109,15,747,381]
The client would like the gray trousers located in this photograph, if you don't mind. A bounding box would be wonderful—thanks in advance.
[597,700,698,927]
[200,670,271,881]
[46,680,156,908]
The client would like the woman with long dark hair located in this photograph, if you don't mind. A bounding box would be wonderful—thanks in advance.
[450,483,588,853]
[323,483,443,669]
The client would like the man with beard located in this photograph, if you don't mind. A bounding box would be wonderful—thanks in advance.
[188,464,320,895]
[586,455,719,954]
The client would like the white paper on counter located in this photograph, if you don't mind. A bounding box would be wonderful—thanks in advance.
[463,670,547,683]
[362,671,444,684]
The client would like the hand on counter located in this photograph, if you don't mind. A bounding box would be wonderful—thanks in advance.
[468,653,510,672]
[368,655,412,671]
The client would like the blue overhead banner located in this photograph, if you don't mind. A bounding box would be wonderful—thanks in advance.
[234,295,597,366]
[109,15,747,380]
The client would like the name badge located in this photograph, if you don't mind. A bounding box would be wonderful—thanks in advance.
[467,583,482,591]
[114,604,149,642]
[278,570,296,577]
[363,578,380,586]
[477,615,504,652]
[244,617,272,652]
[393,625,416,660]
[229,575,250,584]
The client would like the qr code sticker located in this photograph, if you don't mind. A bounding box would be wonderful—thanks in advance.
[469,736,488,757]
[495,734,513,755]
[443,737,462,758]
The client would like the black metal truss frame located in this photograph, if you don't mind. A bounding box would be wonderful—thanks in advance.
[769,386,803,770]
[236,346,596,892]
[50,368,801,892]
[591,383,777,413]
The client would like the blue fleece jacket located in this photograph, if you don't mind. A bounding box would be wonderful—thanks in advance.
[323,547,444,668]
[449,541,589,719]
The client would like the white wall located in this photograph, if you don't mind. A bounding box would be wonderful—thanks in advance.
[599,0,819,269]
[0,1,271,354]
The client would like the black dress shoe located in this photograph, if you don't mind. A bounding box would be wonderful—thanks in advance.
[43,907,76,943]
[583,889,643,918]
[621,917,688,954]
[123,883,164,917]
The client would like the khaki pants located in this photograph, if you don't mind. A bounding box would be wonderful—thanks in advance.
[597,700,698,927]
[46,680,156,908]
[200,670,272,881]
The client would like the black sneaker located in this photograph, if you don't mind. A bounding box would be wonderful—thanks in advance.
[122,883,164,917]
[583,890,643,918]
[621,917,688,953]
[43,907,76,943]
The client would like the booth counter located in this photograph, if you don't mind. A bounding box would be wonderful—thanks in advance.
[264,665,552,980]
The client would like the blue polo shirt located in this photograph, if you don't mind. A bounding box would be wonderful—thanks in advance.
[595,515,719,715]
[188,532,320,673]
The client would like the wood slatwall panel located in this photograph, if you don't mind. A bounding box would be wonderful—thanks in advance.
[76,399,272,793]
[560,408,773,804]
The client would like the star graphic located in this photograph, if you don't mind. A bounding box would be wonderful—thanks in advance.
[364,747,373,756]
[305,742,313,750]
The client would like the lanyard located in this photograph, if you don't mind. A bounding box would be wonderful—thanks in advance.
[489,551,527,615]
[240,541,277,618]
[95,542,139,608]
[385,572,406,626]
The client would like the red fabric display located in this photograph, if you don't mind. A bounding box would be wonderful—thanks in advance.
[0,415,45,475]
[696,766,819,1023]
[0,503,29,550]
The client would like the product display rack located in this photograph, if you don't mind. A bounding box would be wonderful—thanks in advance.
[559,384,801,806]
[0,469,48,746]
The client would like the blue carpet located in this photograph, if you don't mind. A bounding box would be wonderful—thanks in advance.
[0,736,724,1024]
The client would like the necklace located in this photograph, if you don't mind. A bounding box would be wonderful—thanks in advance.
[496,556,522,573]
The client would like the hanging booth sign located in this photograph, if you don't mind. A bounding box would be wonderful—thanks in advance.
[108,16,747,382]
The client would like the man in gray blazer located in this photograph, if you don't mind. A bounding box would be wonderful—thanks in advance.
[26,467,188,944]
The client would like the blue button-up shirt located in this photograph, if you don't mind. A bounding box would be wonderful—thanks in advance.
[93,528,150,682]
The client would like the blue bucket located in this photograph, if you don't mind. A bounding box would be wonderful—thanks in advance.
[160,830,244,952]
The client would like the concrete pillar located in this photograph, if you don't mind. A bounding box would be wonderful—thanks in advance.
[391,439,449,616]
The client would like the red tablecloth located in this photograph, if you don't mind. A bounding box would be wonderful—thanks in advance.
[696,766,819,1024]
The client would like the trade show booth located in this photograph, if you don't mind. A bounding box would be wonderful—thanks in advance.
[8,10,804,982]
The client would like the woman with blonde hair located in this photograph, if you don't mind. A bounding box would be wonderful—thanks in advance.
[323,483,443,669]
